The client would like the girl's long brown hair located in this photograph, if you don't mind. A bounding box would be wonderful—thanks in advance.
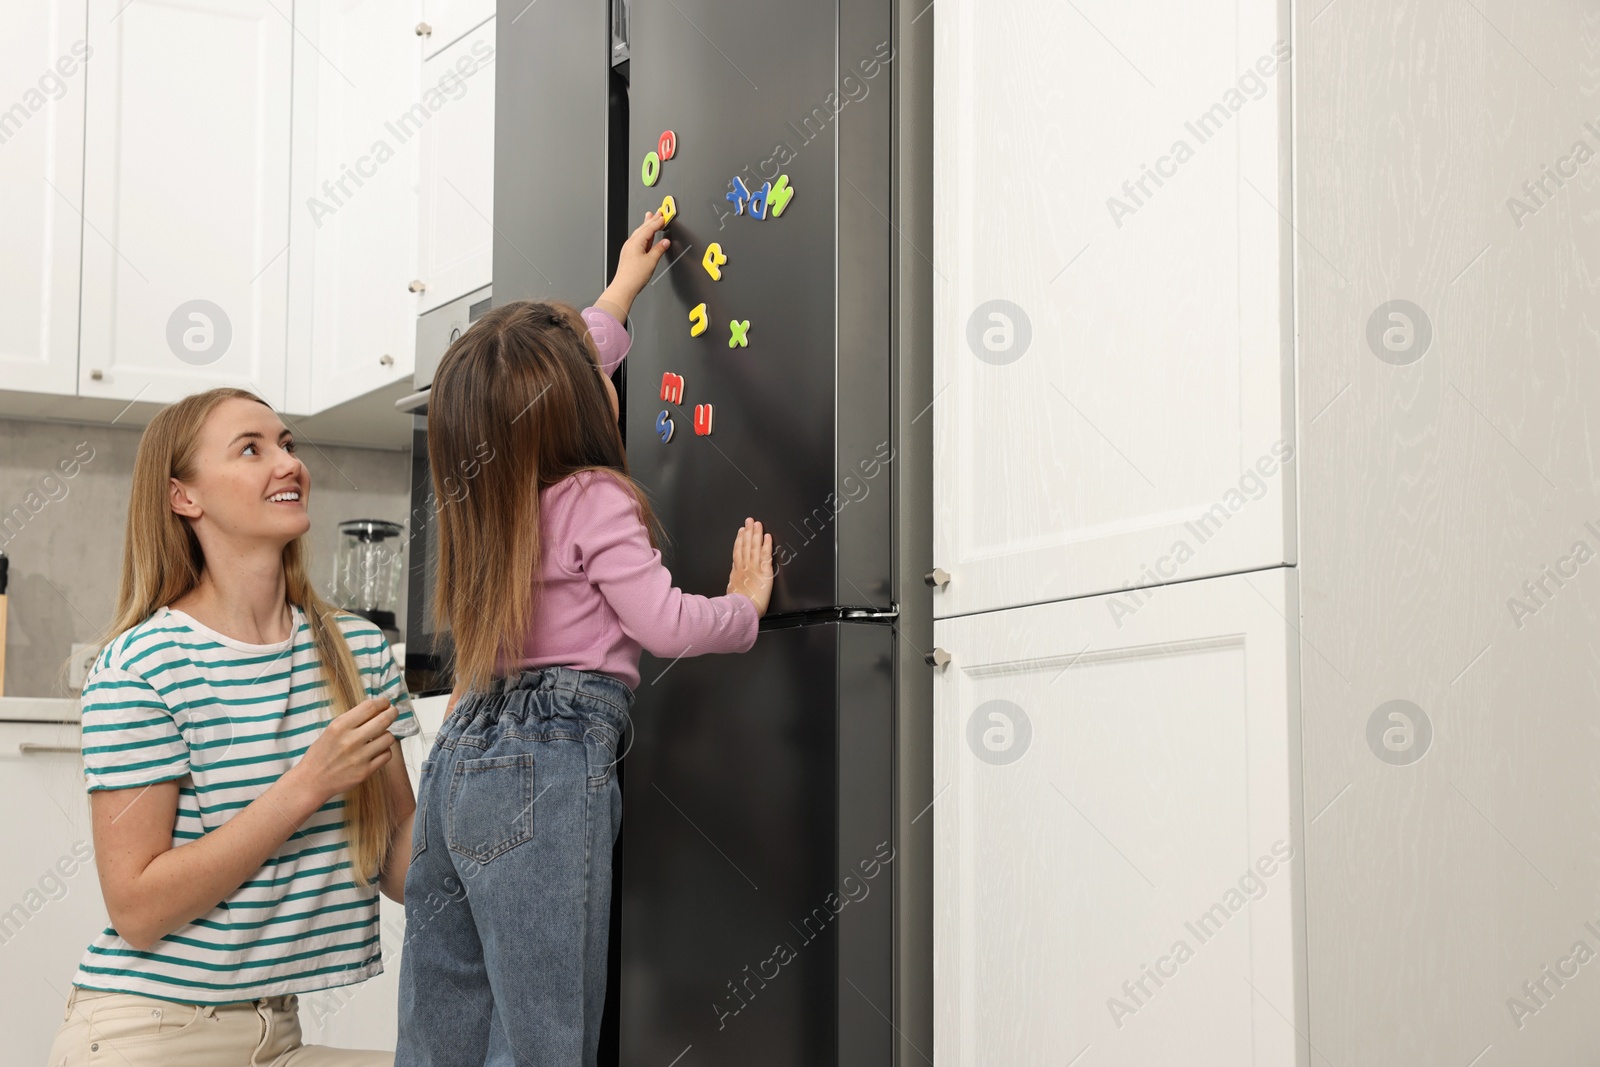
[96,387,397,887]
[429,300,660,694]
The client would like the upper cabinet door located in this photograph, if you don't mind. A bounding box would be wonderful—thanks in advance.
[415,19,495,314]
[288,0,423,415]
[931,0,1294,618]
[79,0,291,408]
[0,1,87,397]
[933,568,1305,1066]
[420,0,496,60]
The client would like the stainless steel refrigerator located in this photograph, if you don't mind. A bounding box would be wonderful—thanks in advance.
[494,0,933,1062]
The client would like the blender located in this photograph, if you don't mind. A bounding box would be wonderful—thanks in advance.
[332,519,405,645]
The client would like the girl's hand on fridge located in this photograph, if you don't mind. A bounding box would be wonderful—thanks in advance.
[597,211,671,323]
[726,518,775,617]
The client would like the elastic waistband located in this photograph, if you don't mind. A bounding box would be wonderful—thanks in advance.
[482,665,633,716]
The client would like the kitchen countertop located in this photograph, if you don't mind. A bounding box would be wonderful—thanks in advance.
[0,696,80,723]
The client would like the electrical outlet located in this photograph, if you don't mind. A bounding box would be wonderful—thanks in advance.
[68,642,97,691]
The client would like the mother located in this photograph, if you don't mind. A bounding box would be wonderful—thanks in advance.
[45,387,419,1065]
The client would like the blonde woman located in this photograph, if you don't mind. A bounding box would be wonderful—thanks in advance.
[44,388,419,1065]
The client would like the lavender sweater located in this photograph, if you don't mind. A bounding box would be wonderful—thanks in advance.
[506,306,758,690]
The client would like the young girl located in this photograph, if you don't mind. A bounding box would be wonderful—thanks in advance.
[45,388,419,1065]
[395,212,774,1066]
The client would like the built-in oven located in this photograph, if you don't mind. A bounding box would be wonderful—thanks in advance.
[394,284,492,696]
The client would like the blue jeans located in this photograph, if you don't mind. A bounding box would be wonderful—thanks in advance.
[395,666,632,1067]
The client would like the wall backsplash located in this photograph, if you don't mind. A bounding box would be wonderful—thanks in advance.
[0,417,412,699]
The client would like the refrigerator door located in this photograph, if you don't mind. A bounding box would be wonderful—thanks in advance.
[621,0,894,615]
[619,621,895,1067]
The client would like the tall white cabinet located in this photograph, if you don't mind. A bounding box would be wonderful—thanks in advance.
[934,0,1600,1064]
[933,3,1303,1063]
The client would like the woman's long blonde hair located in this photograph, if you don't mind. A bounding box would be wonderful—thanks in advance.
[429,301,662,693]
[97,387,396,887]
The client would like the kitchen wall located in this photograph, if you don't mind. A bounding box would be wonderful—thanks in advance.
[0,417,411,699]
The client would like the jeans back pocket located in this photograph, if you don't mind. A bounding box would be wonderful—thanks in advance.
[446,753,537,864]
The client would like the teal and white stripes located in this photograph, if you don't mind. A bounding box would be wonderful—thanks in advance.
[72,605,418,1005]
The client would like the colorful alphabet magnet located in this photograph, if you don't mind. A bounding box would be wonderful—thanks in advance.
[702,244,728,281]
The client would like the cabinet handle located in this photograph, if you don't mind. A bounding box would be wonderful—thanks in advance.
[379,354,395,368]
[924,567,950,589]
[415,22,432,36]
[19,742,79,756]
[408,280,427,293]
[925,648,951,669]
[89,369,104,381]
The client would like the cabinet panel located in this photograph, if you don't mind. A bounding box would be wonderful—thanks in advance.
[296,698,440,1049]
[931,0,1293,617]
[933,568,1305,1065]
[79,0,290,407]
[290,0,423,415]
[0,2,87,397]
[0,723,105,1066]
[420,0,496,60]
[416,21,495,314]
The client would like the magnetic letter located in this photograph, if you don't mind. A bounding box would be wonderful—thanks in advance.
[769,174,796,217]
[660,372,685,404]
[694,404,714,436]
[725,176,751,216]
[748,181,770,219]
[689,303,709,336]
[657,194,677,226]
[728,320,750,348]
[642,151,661,187]
[656,410,675,443]
[658,130,677,161]
[702,243,728,281]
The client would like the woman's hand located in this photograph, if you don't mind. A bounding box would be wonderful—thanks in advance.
[726,518,775,617]
[292,697,398,803]
[596,211,671,323]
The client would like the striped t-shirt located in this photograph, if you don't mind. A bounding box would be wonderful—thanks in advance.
[72,604,419,1006]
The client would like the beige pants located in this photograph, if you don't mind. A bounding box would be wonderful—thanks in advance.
[44,985,394,1066]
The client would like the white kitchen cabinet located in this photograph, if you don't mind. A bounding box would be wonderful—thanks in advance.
[420,0,497,61]
[932,569,1304,1066]
[930,0,1293,619]
[287,0,424,416]
[0,721,106,1067]
[297,694,445,1049]
[935,0,1600,1064]
[0,1,87,397]
[415,20,496,315]
[78,0,291,409]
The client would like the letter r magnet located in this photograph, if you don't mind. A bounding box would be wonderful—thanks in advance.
[702,243,728,281]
